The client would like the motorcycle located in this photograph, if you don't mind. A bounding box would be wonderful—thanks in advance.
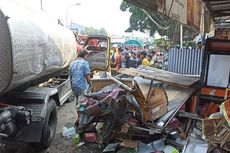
[75,75,169,142]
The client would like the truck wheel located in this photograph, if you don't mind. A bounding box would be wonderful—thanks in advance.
[37,99,57,149]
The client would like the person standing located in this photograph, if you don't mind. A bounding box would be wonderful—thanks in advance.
[114,47,123,71]
[121,50,130,68]
[147,54,154,67]
[136,50,142,67]
[140,51,150,66]
[129,52,137,68]
[70,50,90,105]
[110,45,118,64]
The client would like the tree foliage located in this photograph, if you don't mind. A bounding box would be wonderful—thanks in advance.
[120,1,158,36]
[81,27,108,35]
[120,1,183,44]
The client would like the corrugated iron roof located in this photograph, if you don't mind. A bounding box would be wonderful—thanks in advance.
[203,0,230,17]
[123,0,230,30]
[125,0,230,19]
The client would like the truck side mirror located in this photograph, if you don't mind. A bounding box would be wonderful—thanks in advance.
[84,36,111,71]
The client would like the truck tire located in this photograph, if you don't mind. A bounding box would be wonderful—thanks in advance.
[37,99,57,149]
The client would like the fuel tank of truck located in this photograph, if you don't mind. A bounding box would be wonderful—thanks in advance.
[0,1,77,95]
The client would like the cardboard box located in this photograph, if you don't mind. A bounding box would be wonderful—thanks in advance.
[144,88,168,121]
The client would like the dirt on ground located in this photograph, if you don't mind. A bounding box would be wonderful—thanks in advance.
[43,100,104,153]
[1,100,133,153]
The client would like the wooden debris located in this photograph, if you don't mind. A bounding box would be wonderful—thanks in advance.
[203,118,230,152]
[177,112,202,120]
[121,139,138,148]
[118,66,199,88]
[121,123,129,133]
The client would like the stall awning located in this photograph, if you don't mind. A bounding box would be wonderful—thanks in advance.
[203,0,230,17]
[124,0,230,33]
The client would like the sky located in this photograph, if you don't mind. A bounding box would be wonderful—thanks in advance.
[10,0,132,36]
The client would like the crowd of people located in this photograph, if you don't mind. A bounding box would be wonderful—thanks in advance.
[110,45,165,73]
[69,46,167,105]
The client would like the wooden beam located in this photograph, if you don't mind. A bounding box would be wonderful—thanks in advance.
[214,12,230,17]
[203,1,215,17]
[118,66,199,88]
[204,0,229,2]
[211,2,230,6]
[213,9,230,13]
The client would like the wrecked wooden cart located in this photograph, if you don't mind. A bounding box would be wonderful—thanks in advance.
[75,64,200,152]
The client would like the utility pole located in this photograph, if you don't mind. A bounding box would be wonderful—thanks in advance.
[40,0,43,11]
[180,24,183,48]
[66,3,81,27]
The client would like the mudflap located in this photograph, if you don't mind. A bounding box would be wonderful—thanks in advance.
[15,102,46,143]
[11,87,58,143]
[16,122,43,142]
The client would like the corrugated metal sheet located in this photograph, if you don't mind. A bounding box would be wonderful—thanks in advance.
[168,48,204,75]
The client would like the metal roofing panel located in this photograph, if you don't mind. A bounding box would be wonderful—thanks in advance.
[203,0,230,17]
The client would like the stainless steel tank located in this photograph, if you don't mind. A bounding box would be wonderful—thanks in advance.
[0,1,77,94]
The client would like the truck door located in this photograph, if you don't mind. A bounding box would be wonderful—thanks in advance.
[84,36,111,71]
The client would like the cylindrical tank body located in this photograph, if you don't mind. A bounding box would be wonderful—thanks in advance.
[0,1,77,94]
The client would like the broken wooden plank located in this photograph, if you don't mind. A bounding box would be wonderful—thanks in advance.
[223,142,230,152]
[91,78,133,91]
[121,139,138,148]
[108,75,133,92]
[118,66,200,88]
[178,112,202,120]
[202,117,230,152]
[156,88,195,128]
[217,127,228,137]
[221,132,230,148]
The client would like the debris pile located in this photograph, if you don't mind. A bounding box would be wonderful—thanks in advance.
[64,66,230,153]
[203,118,230,152]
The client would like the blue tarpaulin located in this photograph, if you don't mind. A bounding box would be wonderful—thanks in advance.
[124,40,144,47]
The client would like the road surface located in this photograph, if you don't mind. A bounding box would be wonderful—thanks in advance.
[2,100,103,153]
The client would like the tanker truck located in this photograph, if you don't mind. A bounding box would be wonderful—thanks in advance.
[0,1,110,149]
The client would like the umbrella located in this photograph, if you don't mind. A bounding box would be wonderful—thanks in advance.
[124,40,144,47]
